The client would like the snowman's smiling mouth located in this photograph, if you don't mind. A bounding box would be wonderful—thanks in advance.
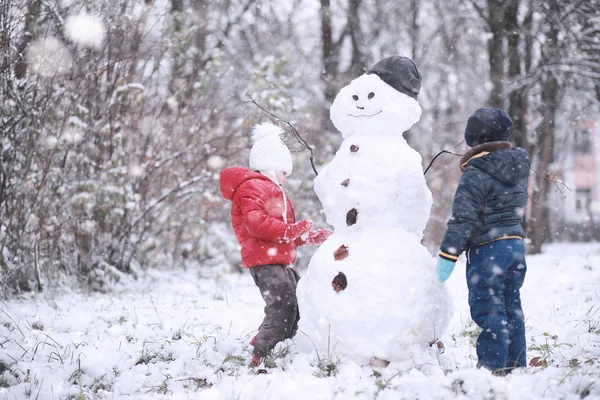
[347,110,382,118]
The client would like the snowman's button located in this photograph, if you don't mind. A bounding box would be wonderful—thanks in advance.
[333,245,349,260]
[332,271,347,292]
[341,178,350,187]
[350,144,359,153]
[346,208,358,226]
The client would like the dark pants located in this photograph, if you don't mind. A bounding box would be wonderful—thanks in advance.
[467,238,527,374]
[249,264,300,357]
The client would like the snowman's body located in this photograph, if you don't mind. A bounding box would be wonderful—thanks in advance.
[298,70,452,364]
[315,136,430,234]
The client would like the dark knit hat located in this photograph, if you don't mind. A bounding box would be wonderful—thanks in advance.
[464,108,512,147]
[365,55,422,100]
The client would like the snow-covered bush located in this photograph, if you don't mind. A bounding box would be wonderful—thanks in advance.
[0,1,249,296]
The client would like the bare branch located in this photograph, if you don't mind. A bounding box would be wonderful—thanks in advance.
[245,95,319,176]
[464,0,488,26]
[530,168,572,199]
[423,140,464,175]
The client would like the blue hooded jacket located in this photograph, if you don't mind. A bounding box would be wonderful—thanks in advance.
[439,142,530,261]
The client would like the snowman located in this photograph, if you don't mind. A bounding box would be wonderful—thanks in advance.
[297,56,453,365]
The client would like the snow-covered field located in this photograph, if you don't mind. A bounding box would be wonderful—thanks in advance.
[1,242,599,399]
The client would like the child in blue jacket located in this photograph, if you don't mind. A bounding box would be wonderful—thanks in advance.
[437,108,530,375]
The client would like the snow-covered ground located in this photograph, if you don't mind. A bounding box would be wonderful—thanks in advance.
[1,242,599,399]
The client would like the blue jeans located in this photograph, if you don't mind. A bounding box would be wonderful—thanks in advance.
[467,238,527,373]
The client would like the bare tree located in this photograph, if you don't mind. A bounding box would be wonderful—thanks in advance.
[527,1,562,253]
[506,0,531,149]
[468,0,514,108]
[14,0,41,79]
[320,0,341,104]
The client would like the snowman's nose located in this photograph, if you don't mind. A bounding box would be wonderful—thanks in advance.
[356,105,364,110]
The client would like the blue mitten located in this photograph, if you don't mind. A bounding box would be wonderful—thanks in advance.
[437,258,456,283]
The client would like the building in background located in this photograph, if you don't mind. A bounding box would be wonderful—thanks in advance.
[555,119,600,241]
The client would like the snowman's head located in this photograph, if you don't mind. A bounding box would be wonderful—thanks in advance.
[330,55,423,139]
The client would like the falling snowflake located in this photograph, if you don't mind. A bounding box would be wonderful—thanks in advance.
[128,163,144,178]
[26,38,72,77]
[63,124,84,144]
[207,155,225,170]
[44,136,59,149]
[492,265,503,275]
[65,12,106,49]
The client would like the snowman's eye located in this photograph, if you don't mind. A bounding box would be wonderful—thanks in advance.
[352,95,359,101]
[368,92,375,99]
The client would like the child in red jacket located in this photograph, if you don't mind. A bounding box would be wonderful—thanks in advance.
[220,123,332,366]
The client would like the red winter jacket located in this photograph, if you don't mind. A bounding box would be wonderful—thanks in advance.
[220,167,297,268]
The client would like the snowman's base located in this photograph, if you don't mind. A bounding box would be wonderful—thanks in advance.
[369,357,390,368]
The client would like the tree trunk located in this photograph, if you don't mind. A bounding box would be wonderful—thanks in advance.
[528,2,561,254]
[486,0,508,108]
[320,0,337,104]
[184,0,209,101]
[169,0,184,98]
[506,0,527,148]
[506,0,537,237]
[528,75,559,253]
[0,0,10,78]
[578,1,600,102]
[14,0,42,79]
[346,0,367,78]
[410,0,420,61]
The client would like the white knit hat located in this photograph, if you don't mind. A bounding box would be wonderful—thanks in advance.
[249,123,293,175]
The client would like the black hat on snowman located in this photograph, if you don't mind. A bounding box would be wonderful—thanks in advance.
[365,55,422,100]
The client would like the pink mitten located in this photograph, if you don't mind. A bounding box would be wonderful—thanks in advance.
[302,228,333,246]
[283,220,314,242]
